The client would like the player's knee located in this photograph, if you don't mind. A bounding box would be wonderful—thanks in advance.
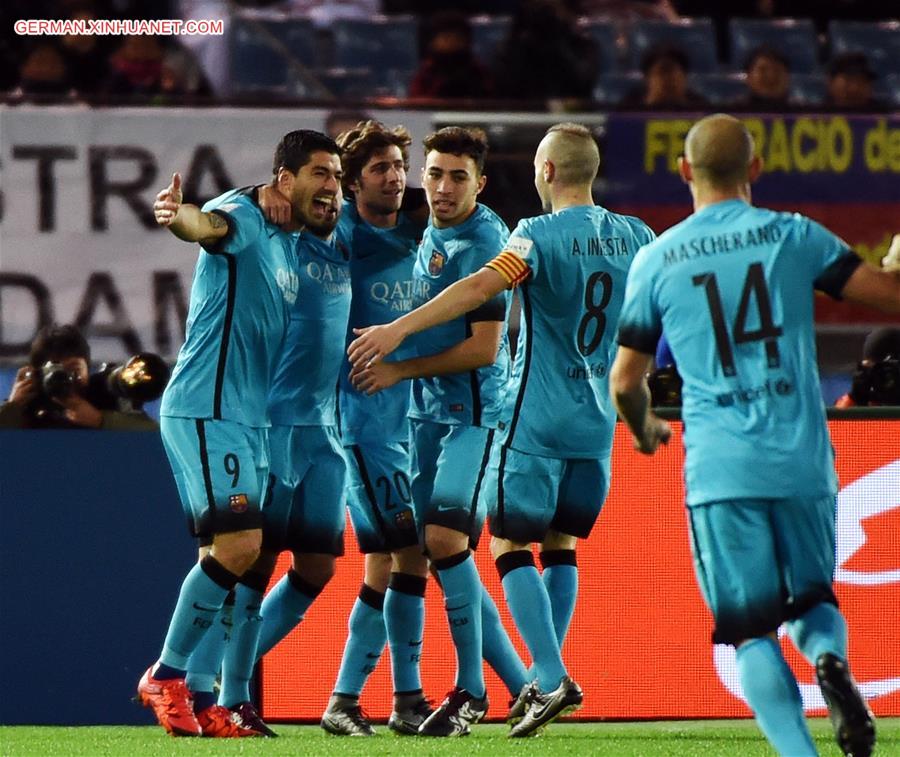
[211,529,262,574]
[292,552,336,588]
[490,535,523,560]
[364,552,393,591]
[393,545,428,577]
[424,524,468,560]
[542,530,577,551]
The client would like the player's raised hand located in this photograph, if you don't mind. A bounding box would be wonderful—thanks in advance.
[154,172,183,226]
[633,414,671,455]
[881,233,900,272]
[258,183,292,226]
[348,323,404,369]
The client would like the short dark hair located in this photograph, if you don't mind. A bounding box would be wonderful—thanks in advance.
[29,324,90,368]
[272,129,340,175]
[744,45,790,73]
[828,52,876,81]
[336,120,412,192]
[641,44,690,75]
[423,126,488,173]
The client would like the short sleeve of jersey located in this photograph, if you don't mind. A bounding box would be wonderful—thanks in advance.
[486,219,536,288]
[800,217,862,299]
[617,245,663,355]
[464,211,510,322]
[200,195,265,256]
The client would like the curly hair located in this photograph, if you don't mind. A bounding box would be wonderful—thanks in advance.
[335,120,412,193]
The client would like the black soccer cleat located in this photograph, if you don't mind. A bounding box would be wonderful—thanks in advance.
[509,675,583,738]
[506,681,538,725]
[417,687,488,737]
[230,701,278,737]
[388,696,433,735]
[320,696,376,737]
[816,653,876,757]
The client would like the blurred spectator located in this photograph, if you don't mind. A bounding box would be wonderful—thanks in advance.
[825,53,885,112]
[578,0,679,21]
[620,44,708,109]
[835,327,900,408]
[409,11,493,99]
[15,43,71,96]
[104,36,166,97]
[158,47,213,100]
[735,45,793,110]
[325,109,372,139]
[61,8,114,95]
[493,0,597,103]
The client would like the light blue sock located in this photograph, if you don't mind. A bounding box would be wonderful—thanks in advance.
[384,574,426,694]
[333,586,387,696]
[481,585,529,696]
[787,603,848,665]
[256,570,320,658]
[736,637,817,756]
[541,555,578,647]
[499,556,566,693]
[435,552,484,698]
[160,558,236,669]
[185,592,233,698]
[219,582,264,707]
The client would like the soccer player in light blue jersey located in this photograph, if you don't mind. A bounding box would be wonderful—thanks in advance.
[316,121,434,737]
[215,215,349,738]
[137,130,342,739]
[349,123,656,737]
[611,114,899,757]
[349,126,528,737]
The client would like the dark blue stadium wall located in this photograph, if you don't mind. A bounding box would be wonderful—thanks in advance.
[0,431,195,725]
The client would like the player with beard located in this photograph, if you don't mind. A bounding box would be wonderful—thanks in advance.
[259,121,530,736]
[348,127,524,737]
[211,145,348,738]
[137,130,341,738]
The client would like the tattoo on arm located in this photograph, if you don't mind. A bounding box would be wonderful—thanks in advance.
[207,213,227,230]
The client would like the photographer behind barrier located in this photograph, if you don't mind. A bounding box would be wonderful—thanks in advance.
[0,324,168,430]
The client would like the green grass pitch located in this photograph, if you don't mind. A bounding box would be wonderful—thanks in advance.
[2,719,898,756]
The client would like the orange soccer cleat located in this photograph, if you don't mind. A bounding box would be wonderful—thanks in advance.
[196,704,263,737]
[136,667,202,737]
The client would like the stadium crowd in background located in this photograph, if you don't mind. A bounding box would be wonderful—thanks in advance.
[1,0,895,109]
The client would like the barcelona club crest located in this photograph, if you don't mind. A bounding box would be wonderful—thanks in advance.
[428,249,445,276]
[229,493,249,513]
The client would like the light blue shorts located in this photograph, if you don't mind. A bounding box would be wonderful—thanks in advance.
[483,443,610,544]
[160,416,268,544]
[345,441,419,554]
[263,424,347,555]
[688,495,838,645]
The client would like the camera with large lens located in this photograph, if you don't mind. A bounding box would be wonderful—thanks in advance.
[647,364,683,408]
[88,352,171,412]
[39,361,79,400]
[851,357,900,406]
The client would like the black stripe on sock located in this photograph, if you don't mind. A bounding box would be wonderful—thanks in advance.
[359,583,386,610]
[389,572,427,597]
[200,554,240,590]
[540,549,577,569]
[239,569,271,593]
[495,550,534,579]
[433,550,470,572]
[287,569,324,599]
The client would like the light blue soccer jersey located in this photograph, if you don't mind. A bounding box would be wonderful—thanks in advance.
[409,203,511,428]
[161,190,298,427]
[268,228,352,427]
[495,206,656,458]
[338,200,425,445]
[617,199,862,505]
